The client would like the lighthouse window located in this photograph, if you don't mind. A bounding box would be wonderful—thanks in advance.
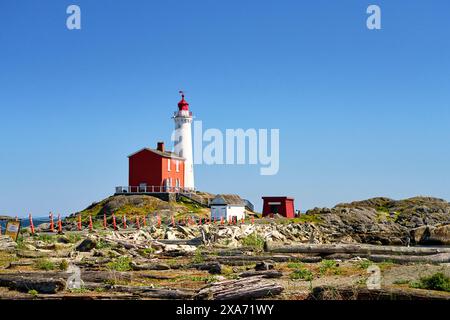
[167,159,171,171]
[175,160,179,172]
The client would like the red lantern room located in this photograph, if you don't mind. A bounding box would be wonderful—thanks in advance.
[178,91,189,111]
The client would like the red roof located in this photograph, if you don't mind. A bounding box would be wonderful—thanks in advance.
[178,92,189,111]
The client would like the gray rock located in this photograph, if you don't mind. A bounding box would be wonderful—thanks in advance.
[75,239,96,252]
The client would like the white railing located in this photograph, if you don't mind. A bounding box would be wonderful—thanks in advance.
[115,186,194,194]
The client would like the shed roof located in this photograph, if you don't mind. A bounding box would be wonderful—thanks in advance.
[128,148,185,161]
[211,194,245,206]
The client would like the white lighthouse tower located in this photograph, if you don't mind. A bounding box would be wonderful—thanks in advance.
[172,91,195,190]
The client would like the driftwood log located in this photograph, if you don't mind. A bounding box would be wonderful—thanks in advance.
[195,276,283,300]
[265,243,450,256]
[99,284,195,299]
[309,285,450,300]
[239,270,283,279]
[368,253,450,264]
[131,261,171,271]
[205,254,321,265]
[0,274,66,294]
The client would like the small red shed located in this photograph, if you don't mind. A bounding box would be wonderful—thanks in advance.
[262,196,295,218]
[128,142,185,192]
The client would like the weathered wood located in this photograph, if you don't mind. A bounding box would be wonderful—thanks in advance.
[131,261,171,271]
[189,262,222,274]
[106,285,195,299]
[265,242,450,256]
[16,250,71,258]
[0,271,132,283]
[0,274,65,294]
[368,253,450,264]
[195,276,283,300]
[239,270,283,279]
[309,285,450,300]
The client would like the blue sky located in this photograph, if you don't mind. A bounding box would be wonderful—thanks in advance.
[1,1,449,217]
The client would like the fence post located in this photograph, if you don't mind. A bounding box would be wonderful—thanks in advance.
[29,213,35,235]
[49,212,55,232]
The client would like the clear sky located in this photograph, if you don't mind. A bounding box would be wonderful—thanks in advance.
[1,0,449,217]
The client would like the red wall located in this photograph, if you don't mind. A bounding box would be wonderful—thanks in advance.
[129,149,185,189]
[262,197,295,218]
[129,149,162,187]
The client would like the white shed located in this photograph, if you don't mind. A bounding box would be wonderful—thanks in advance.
[210,194,246,222]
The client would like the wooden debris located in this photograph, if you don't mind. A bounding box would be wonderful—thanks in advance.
[239,270,283,279]
[265,243,450,256]
[195,276,283,300]
[310,285,450,300]
[0,274,66,294]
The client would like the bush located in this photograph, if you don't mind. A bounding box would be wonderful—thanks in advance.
[358,260,372,270]
[106,256,132,271]
[35,259,55,271]
[287,262,304,269]
[290,268,314,281]
[411,273,450,292]
[59,259,69,271]
[319,260,340,275]
[241,233,265,250]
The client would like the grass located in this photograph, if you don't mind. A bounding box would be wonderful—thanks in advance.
[28,289,39,297]
[106,256,132,272]
[393,279,410,285]
[410,272,450,292]
[35,258,56,271]
[95,239,111,249]
[240,233,265,251]
[377,260,395,271]
[59,259,69,271]
[357,260,372,270]
[290,268,314,281]
[287,262,305,269]
[319,260,340,275]
[64,233,82,243]
[180,275,218,283]
[36,234,56,243]
[191,249,205,264]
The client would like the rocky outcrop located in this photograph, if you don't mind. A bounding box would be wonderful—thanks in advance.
[305,197,450,245]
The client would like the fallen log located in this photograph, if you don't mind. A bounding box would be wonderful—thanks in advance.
[206,254,321,265]
[368,253,450,264]
[0,271,132,283]
[265,242,450,256]
[0,274,66,294]
[195,276,283,300]
[239,270,283,279]
[131,261,171,271]
[309,285,450,300]
[107,285,195,299]
[189,262,222,274]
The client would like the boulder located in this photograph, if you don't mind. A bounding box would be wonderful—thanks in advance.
[75,239,97,252]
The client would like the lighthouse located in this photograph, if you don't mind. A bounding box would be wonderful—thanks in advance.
[172,91,195,190]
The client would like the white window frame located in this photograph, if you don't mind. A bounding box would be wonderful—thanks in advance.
[175,160,179,172]
[167,159,171,171]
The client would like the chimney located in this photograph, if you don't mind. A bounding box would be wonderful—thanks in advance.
[157,141,165,152]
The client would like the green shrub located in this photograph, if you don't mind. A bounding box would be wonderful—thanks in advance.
[290,268,314,281]
[241,233,265,250]
[192,249,205,264]
[287,262,304,269]
[358,260,372,270]
[319,259,340,275]
[59,259,69,271]
[106,256,132,271]
[410,273,450,292]
[35,259,55,271]
[28,289,39,297]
